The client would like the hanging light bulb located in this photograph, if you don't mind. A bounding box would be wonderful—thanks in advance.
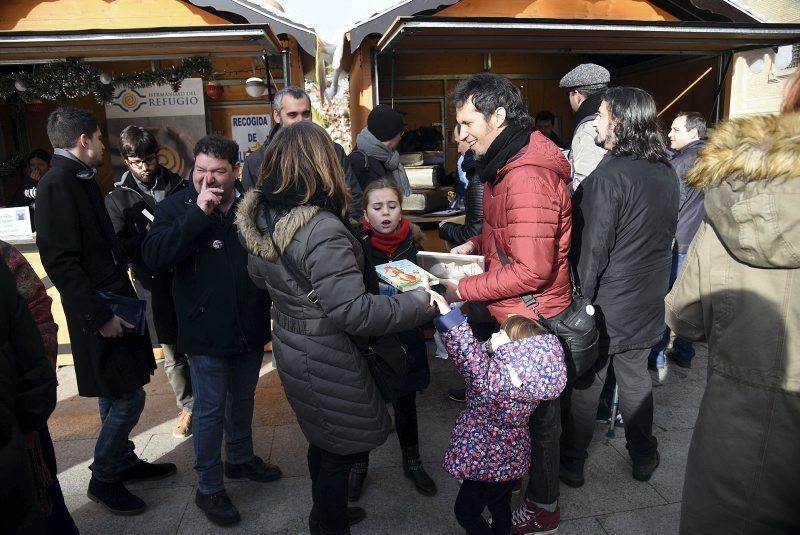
[14,79,28,92]
[245,77,266,98]
[99,72,113,85]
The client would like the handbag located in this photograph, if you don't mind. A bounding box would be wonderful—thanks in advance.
[262,210,409,402]
[494,242,599,386]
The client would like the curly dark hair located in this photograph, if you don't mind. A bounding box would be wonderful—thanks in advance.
[603,87,669,163]
[452,73,532,128]
[193,135,239,166]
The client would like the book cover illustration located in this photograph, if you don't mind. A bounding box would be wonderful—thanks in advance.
[375,259,439,291]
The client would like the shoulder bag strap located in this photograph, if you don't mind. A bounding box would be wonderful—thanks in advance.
[262,210,319,304]
[494,241,544,320]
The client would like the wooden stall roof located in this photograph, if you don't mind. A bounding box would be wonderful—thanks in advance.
[184,0,318,56]
[377,17,800,56]
[0,24,282,64]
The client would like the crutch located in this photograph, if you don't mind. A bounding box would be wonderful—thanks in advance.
[606,384,620,438]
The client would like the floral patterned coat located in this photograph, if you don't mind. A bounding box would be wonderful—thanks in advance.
[435,309,566,482]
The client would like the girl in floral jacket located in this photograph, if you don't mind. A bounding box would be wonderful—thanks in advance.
[430,293,566,535]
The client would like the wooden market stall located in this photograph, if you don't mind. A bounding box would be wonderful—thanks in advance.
[347,0,800,174]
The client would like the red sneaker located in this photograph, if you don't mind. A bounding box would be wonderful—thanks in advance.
[511,498,560,534]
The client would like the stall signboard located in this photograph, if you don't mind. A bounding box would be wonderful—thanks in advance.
[230,115,271,163]
[105,78,206,179]
[0,206,32,240]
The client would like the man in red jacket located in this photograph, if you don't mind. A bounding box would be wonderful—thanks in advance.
[441,72,573,535]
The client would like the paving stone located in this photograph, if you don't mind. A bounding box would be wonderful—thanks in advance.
[270,424,311,478]
[559,517,608,535]
[599,502,682,535]
[351,464,462,535]
[176,478,312,535]
[641,430,693,504]
[653,378,704,432]
[50,337,707,534]
[558,440,667,521]
[65,485,194,535]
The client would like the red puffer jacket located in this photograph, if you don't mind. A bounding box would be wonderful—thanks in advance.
[458,131,572,321]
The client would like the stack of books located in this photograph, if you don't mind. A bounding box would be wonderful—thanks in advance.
[401,151,451,213]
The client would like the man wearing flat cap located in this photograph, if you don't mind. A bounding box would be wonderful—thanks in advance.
[559,63,610,191]
[348,104,411,195]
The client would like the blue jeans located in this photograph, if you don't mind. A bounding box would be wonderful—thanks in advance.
[90,388,145,482]
[189,352,263,494]
[651,252,695,366]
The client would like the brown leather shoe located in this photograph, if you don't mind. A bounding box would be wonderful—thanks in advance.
[172,409,192,438]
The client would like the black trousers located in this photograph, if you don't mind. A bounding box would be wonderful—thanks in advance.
[454,479,517,535]
[356,392,419,470]
[308,444,364,534]
[562,347,658,463]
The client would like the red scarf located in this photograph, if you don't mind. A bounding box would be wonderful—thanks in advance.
[363,217,411,257]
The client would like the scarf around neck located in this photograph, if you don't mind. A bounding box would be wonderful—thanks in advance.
[474,124,533,184]
[572,91,604,138]
[355,128,411,196]
[362,217,411,257]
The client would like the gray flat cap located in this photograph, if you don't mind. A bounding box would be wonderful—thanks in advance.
[559,63,610,90]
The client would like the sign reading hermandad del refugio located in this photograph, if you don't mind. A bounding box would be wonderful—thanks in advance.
[105,78,207,179]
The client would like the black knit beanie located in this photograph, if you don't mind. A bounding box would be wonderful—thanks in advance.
[367,104,405,141]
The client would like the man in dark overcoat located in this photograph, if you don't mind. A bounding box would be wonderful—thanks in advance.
[36,107,175,516]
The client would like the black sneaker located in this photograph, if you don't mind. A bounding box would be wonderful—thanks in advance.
[87,477,145,515]
[632,451,660,482]
[225,455,282,482]
[559,457,585,488]
[118,460,177,483]
[195,489,241,526]
[447,388,466,403]
[309,506,366,535]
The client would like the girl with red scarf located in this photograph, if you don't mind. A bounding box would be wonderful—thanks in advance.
[348,179,437,500]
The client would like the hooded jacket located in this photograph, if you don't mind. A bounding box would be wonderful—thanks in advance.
[666,112,800,535]
[458,131,573,322]
[435,309,566,482]
[236,191,435,455]
[105,167,187,345]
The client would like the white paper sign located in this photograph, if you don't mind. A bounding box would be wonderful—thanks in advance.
[0,206,33,239]
[231,115,271,162]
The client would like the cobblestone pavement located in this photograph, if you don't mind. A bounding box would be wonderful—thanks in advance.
[51,344,707,534]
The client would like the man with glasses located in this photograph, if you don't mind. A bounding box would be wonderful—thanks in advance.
[105,125,193,439]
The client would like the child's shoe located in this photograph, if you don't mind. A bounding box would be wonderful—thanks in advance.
[511,497,559,534]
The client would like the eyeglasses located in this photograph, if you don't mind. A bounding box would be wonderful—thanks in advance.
[126,155,158,168]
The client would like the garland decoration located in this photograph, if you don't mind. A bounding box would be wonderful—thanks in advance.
[0,56,213,104]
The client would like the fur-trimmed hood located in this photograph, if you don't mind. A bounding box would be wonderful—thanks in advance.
[687,112,800,268]
[236,189,321,261]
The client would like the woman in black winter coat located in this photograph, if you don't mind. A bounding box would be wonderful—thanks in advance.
[348,178,437,500]
[236,122,436,535]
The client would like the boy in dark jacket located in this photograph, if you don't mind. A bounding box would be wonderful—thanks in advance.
[105,125,192,438]
[141,135,279,527]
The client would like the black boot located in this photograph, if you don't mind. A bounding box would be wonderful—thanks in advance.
[402,445,437,496]
[309,506,365,535]
[347,459,368,501]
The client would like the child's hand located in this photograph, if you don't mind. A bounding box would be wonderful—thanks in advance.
[426,290,451,315]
